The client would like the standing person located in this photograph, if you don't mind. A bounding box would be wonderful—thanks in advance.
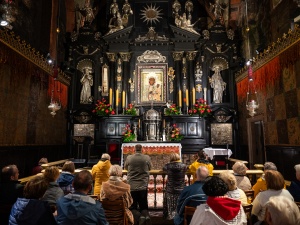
[91,153,111,196]
[251,170,294,224]
[57,161,75,195]
[163,153,187,220]
[32,157,48,175]
[287,164,300,202]
[124,144,152,213]
[42,166,64,211]
[190,176,247,225]
[189,149,214,182]
[232,162,252,191]
[174,166,209,225]
[0,165,24,224]
[100,164,134,225]
[9,176,57,225]
[56,170,108,225]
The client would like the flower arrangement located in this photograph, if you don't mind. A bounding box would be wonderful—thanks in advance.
[170,124,183,141]
[124,103,137,116]
[188,98,212,117]
[165,103,180,116]
[92,98,116,116]
[122,124,135,142]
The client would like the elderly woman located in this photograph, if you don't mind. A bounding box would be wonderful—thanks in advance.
[190,176,247,225]
[100,164,134,225]
[232,162,252,191]
[57,161,75,194]
[287,164,300,202]
[163,153,187,220]
[219,170,248,205]
[251,170,294,224]
[92,153,111,195]
[265,196,300,225]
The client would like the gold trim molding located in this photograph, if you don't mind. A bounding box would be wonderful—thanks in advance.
[0,29,71,86]
[235,24,300,82]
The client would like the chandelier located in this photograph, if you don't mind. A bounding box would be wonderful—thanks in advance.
[48,79,61,117]
[246,63,259,117]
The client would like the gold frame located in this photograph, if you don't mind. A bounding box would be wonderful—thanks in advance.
[135,63,167,106]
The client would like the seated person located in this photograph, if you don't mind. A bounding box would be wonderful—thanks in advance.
[100,164,134,225]
[174,166,209,225]
[9,176,57,225]
[287,164,300,202]
[265,196,300,225]
[232,161,252,191]
[57,161,75,194]
[251,170,293,224]
[0,164,24,224]
[42,166,64,211]
[219,170,248,205]
[252,162,281,198]
[189,149,214,182]
[56,170,108,225]
[32,157,48,175]
[190,176,247,225]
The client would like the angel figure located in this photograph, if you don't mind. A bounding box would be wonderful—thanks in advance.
[77,0,97,28]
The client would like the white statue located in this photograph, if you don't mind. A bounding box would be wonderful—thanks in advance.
[195,62,203,82]
[209,66,226,103]
[80,68,93,104]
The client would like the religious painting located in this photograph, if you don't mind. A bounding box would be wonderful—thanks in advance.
[211,123,233,145]
[136,63,167,106]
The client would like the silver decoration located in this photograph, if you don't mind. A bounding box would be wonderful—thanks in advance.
[135,27,169,42]
[137,50,166,63]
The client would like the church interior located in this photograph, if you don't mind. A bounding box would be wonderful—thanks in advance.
[0,0,300,222]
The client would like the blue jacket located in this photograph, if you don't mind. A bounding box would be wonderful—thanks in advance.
[288,180,300,202]
[57,172,74,187]
[9,198,57,225]
[56,192,108,225]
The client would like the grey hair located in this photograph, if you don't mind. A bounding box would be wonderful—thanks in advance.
[196,166,209,181]
[101,153,111,160]
[219,171,237,191]
[109,164,122,177]
[294,164,300,173]
[264,162,277,171]
[232,162,247,175]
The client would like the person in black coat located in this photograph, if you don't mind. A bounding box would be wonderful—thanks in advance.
[287,164,300,202]
[0,165,24,224]
[9,175,57,225]
[163,152,187,220]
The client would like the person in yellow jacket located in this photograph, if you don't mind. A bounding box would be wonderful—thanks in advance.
[92,153,111,196]
[189,150,214,183]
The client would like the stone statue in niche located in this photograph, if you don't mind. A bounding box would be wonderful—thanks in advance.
[195,62,203,82]
[209,65,226,103]
[122,0,133,27]
[210,0,227,21]
[80,67,94,104]
[76,0,97,28]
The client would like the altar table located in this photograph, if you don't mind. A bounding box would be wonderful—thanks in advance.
[121,142,182,170]
[203,147,232,159]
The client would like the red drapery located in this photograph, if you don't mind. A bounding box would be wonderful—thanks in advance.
[47,76,68,108]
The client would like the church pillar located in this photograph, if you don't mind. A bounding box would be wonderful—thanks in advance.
[106,52,117,109]
[172,51,184,107]
[186,51,197,107]
[119,52,131,108]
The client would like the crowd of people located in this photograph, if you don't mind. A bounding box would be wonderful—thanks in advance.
[0,147,300,225]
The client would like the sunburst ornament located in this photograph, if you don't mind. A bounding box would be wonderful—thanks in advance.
[140,4,163,25]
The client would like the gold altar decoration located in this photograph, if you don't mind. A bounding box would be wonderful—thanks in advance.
[0,29,70,86]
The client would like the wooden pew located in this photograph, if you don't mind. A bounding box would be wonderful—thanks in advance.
[41,159,69,169]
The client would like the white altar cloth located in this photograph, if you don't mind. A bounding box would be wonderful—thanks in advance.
[203,147,232,159]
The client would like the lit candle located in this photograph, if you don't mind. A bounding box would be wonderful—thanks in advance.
[204,87,207,101]
[178,90,182,107]
[109,88,112,105]
[163,119,165,128]
[192,87,196,105]
[138,119,140,128]
[186,89,189,107]
[116,89,119,107]
[122,91,126,108]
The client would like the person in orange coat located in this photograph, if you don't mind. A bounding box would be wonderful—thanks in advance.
[92,153,111,196]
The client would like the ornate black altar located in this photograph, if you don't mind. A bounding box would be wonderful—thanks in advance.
[65,0,240,160]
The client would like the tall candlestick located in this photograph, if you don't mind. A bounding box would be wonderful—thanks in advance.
[116,89,119,107]
[178,90,182,107]
[109,88,112,105]
[122,91,126,108]
[204,87,207,101]
[138,119,140,128]
[163,119,165,128]
[186,89,189,107]
[192,87,196,105]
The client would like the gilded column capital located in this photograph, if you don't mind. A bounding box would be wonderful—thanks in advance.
[119,52,131,62]
[172,51,184,61]
[106,52,117,62]
[186,51,198,61]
